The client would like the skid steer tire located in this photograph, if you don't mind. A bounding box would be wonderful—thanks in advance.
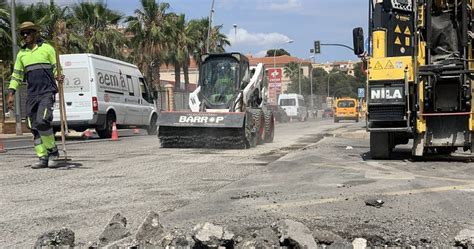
[250,109,265,145]
[244,112,257,148]
[263,109,275,143]
[370,132,392,159]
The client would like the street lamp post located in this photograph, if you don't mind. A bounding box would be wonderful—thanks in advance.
[233,24,237,43]
[206,0,216,53]
[310,66,314,109]
[11,0,22,135]
[297,55,314,97]
[273,40,293,70]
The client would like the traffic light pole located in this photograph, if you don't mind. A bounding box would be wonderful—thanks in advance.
[320,43,354,52]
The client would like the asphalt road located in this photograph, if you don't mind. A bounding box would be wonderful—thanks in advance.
[0,129,144,150]
[1,118,473,247]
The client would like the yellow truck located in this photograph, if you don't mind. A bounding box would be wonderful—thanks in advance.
[334,98,360,123]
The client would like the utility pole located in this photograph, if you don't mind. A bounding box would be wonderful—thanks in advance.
[206,0,215,54]
[11,0,22,135]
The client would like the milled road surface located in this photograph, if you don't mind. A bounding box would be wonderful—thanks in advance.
[0,118,340,247]
[1,118,473,247]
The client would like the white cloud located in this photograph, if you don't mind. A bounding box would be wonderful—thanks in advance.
[16,0,99,6]
[227,28,292,47]
[254,50,267,57]
[268,0,302,11]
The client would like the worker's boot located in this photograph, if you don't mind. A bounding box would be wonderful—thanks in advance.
[47,148,61,168]
[31,157,49,169]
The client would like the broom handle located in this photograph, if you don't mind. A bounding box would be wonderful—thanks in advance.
[53,37,68,160]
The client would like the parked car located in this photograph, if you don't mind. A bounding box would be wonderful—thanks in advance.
[267,104,289,123]
[322,108,334,118]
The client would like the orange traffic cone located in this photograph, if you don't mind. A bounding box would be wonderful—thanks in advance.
[0,138,6,153]
[82,129,93,140]
[133,128,140,134]
[111,122,119,141]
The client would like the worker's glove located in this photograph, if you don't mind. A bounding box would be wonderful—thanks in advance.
[7,92,15,110]
[56,74,65,84]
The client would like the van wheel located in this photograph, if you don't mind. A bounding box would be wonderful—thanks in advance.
[97,113,115,139]
[147,114,158,135]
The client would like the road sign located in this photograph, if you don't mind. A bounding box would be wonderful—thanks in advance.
[267,68,282,83]
[358,88,365,98]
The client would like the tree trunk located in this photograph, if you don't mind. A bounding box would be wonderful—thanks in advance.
[147,64,155,92]
[183,62,190,92]
[153,62,161,91]
[174,64,181,90]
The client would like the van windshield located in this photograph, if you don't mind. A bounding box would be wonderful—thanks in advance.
[63,68,89,92]
[280,99,296,106]
[337,100,355,108]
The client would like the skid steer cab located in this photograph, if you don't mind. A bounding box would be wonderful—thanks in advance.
[157,53,275,149]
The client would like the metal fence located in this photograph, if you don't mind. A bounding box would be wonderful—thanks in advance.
[155,90,190,111]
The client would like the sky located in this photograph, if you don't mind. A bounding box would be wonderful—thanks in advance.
[18,0,369,63]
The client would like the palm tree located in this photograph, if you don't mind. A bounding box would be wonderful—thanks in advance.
[208,24,230,53]
[70,1,126,58]
[186,17,209,70]
[284,62,300,80]
[165,13,195,90]
[182,18,231,90]
[19,1,82,54]
[126,0,172,91]
[0,0,11,63]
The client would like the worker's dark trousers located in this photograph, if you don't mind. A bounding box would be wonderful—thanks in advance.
[26,93,57,158]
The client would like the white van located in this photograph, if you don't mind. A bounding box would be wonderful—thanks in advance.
[278,93,308,121]
[52,54,158,138]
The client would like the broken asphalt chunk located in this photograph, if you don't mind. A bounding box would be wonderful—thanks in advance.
[364,198,384,208]
[98,213,131,247]
[34,227,75,248]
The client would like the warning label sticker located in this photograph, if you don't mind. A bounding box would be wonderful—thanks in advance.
[374,62,383,70]
[385,61,394,69]
[404,26,411,35]
[395,25,402,34]
[395,37,402,45]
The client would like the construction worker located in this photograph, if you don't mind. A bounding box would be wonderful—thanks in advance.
[7,22,64,168]
[215,63,235,95]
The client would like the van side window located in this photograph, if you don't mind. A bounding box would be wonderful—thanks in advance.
[127,75,134,96]
[139,78,152,103]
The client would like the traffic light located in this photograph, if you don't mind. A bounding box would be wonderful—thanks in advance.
[314,40,321,54]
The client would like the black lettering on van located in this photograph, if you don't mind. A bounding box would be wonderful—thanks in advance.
[98,72,104,85]
[110,74,119,87]
[120,75,126,88]
[73,77,81,86]
[104,74,110,86]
